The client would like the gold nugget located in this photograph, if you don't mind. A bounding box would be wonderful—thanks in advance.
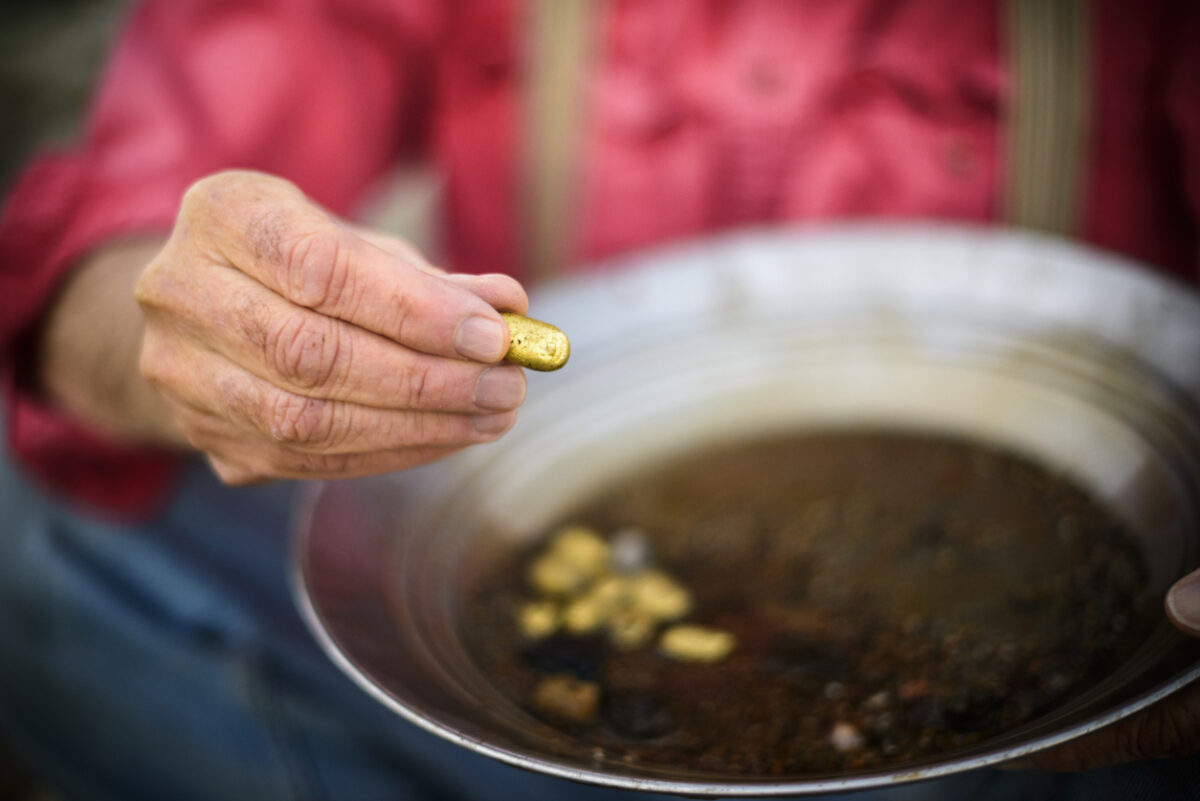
[527,553,585,596]
[501,312,570,371]
[532,674,600,723]
[549,526,609,578]
[518,600,561,640]
[659,624,736,663]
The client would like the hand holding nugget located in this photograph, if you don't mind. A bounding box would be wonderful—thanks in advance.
[134,171,530,483]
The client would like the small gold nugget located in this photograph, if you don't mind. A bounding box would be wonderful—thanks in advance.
[501,312,570,371]
[518,600,561,640]
[659,624,736,663]
[532,674,600,723]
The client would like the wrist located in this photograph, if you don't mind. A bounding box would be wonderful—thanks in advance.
[38,238,187,447]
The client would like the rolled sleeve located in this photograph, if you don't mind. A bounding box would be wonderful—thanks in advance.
[0,0,436,518]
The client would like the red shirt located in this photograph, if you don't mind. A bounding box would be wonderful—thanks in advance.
[2,0,1198,517]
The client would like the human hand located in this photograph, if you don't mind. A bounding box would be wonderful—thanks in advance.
[1015,568,1200,770]
[134,171,528,483]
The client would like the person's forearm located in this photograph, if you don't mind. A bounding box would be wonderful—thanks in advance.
[37,238,187,447]
[32,171,526,484]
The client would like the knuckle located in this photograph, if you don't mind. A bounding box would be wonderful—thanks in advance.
[388,287,421,344]
[184,170,297,214]
[266,312,343,391]
[383,410,430,448]
[406,411,448,447]
[182,171,252,221]
[402,362,448,409]
[137,338,167,385]
[1130,698,1200,760]
[184,170,312,273]
[138,335,187,397]
[133,248,181,309]
[247,205,290,269]
[265,389,335,447]
[1128,718,1164,762]
[132,260,162,307]
[233,294,271,351]
[180,175,219,216]
[209,456,260,486]
[281,228,357,311]
[405,412,480,448]
[177,424,210,454]
[216,374,259,426]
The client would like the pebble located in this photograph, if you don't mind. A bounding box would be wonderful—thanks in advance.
[865,691,891,710]
[828,721,865,752]
[610,527,652,573]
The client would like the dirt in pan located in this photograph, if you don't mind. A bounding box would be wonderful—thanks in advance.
[461,431,1151,776]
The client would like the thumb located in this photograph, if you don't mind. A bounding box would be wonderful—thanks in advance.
[1165,567,1200,636]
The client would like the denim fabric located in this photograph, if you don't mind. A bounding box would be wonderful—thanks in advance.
[0,436,1194,800]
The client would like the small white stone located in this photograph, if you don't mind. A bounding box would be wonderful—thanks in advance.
[829,721,865,752]
[610,527,651,573]
[864,691,891,710]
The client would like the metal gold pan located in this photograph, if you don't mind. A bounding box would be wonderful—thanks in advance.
[294,226,1200,796]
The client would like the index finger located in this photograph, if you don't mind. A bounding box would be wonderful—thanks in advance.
[189,172,524,362]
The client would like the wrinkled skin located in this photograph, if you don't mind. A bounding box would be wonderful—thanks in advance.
[134,170,529,483]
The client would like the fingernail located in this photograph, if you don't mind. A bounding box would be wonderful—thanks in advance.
[474,367,526,411]
[1167,570,1200,634]
[473,411,516,435]
[455,316,507,362]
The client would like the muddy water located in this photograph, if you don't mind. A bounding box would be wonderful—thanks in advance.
[463,431,1150,775]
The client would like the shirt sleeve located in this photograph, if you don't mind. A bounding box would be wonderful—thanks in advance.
[0,0,440,519]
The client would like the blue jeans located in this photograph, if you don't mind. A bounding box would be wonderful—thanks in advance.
[0,436,1194,800]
